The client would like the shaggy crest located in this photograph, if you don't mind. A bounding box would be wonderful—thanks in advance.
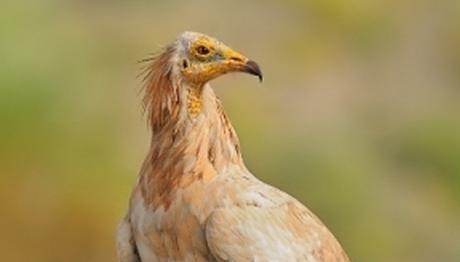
[140,45,178,132]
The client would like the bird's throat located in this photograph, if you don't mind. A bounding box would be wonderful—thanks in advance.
[187,86,202,115]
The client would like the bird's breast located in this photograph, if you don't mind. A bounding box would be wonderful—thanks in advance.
[130,164,263,261]
[130,179,223,262]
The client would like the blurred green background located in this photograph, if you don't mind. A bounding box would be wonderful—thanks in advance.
[1,0,460,261]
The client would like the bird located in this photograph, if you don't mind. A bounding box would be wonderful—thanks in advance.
[117,31,349,262]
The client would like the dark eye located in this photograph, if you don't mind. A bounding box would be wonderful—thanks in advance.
[196,45,210,55]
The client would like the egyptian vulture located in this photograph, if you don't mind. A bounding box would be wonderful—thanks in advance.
[117,31,349,262]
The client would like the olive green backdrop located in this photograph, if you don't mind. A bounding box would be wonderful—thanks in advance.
[1,0,459,261]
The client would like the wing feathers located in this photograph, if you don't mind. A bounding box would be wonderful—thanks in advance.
[205,200,349,262]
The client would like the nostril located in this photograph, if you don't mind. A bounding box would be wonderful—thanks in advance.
[230,56,243,62]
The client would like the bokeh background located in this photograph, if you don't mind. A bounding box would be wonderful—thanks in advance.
[1,0,460,261]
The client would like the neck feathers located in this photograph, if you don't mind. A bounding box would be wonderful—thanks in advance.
[141,45,179,133]
[139,48,244,209]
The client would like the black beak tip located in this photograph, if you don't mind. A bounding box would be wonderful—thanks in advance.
[244,60,263,83]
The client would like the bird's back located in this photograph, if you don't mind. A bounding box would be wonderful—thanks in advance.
[206,174,349,261]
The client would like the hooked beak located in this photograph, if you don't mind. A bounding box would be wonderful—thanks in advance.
[242,60,263,82]
[223,47,263,82]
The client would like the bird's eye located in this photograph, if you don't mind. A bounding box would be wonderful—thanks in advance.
[196,45,210,55]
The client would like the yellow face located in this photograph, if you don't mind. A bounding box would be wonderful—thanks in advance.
[179,35,262,85]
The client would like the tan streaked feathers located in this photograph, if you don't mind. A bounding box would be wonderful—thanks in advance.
[140,45,178,132]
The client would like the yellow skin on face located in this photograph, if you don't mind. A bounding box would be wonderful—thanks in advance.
[178,34,262,115]
[180,36,249,85]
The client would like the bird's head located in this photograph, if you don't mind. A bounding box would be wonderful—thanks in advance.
[173,31,262,85]
[141,32,262,131]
